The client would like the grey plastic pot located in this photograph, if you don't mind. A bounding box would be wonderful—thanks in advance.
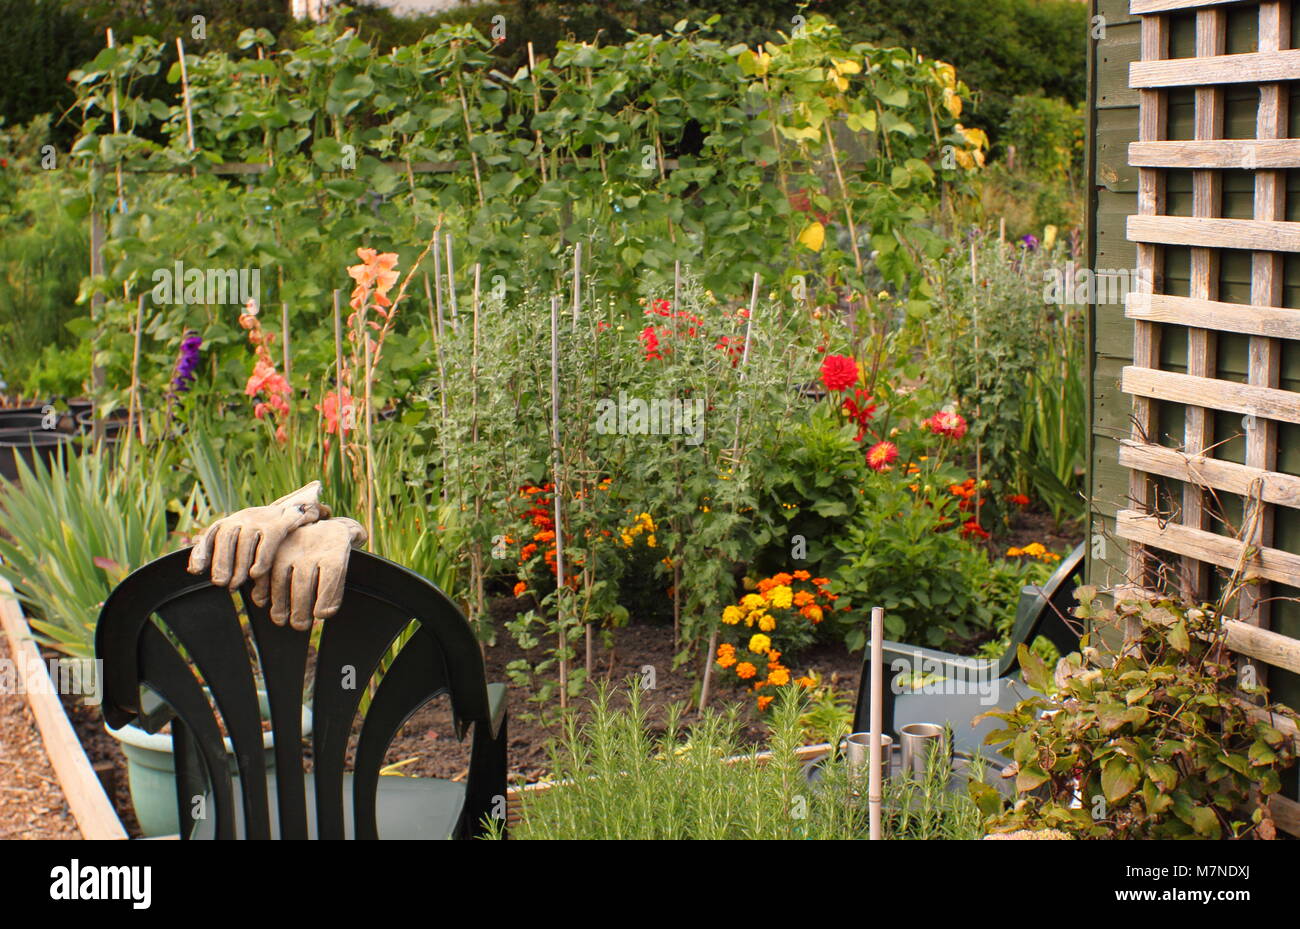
[106,691,313,837]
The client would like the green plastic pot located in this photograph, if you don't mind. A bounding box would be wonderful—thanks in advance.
[106,691,312,837]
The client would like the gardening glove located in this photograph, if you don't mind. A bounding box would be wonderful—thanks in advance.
[187,482,330,590]
[250,517,368,631]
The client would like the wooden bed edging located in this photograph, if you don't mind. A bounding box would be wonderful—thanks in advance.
[0,576,127,840]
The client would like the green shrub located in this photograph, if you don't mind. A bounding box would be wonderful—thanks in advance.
[976,592,1300,839]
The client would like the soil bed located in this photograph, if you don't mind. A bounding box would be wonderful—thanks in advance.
[0,634,80,839]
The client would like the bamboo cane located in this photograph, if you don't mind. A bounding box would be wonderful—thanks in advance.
[176,38,196,154]
[332,289,347,486]
[363,330,376,549]
[698,272,760,712]
[281,301,292,446]
[869,606,884,840]
[550,295,568,710]
[445,233,458,325]
[527,43,548,184]
[124,294,144,468]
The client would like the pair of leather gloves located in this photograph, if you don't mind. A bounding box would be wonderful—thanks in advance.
[186,482,367,631]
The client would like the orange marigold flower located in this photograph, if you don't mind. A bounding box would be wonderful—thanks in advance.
[793,570,811,580]
[756,695,774,711]
[513,581,527,597]
[735,662,757,680]
[767,666,791,687]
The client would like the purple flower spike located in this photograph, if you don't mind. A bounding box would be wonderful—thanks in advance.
[170,332,203,394]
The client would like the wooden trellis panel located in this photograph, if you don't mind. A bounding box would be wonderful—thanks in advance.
[1116,0,1300,833]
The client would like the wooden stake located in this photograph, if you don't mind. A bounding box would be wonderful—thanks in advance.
[445,233,458,325]
[527,43,548,184]
[699,273,760,712]
[869,606,884,841]
[176,38,196,153]
[363,331,376,549]
[124,294,144,467]
[105,30,124,213]
[281,301,292,445]
[572,241,582,331]
[550,295,568,710]
[332,289,347,484]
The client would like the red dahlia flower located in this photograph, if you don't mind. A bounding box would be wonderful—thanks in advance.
[866,440,899,472]
[819,354,860,393]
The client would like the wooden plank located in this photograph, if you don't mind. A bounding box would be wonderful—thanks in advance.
[1183,5,1226,599]
[1126,293,1300,339]
[1130,49,1300,87]
[1243,0,1291,631]
[1115,507,1300,587]
[1129,139,1300,169]
[1128,215,1300,251]
[1129,12,1169,590]
[1131,0,1253,12]
[1118,439,1300,509]
[1224,619,1300,675]
[0,577,127,840]
[1270,793,1300,837]
[1121,366,1300,424]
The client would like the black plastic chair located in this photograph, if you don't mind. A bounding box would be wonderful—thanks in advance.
[96,547,507,839]
[851,543,1085,761]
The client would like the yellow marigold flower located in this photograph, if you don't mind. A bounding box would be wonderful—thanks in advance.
[758,613,776,633]
[735,662,757,680]
[767,666,790,687]
[740,594,765,612]
[620,533,634,547]
[748,633,772,654]
[722,605,743,625]
[769,585,793,610]
[1023,542,1046,557]
[646,534,656,548]
[1006,547,1024,557]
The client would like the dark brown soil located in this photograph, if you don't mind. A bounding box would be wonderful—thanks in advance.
[61,688,144,837]
[348,616,864,787]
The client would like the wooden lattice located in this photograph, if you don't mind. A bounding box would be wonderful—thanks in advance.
[1118,0,1300,835]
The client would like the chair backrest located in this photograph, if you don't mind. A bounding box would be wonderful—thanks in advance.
[996,542,1086,677]
[96,547,491,840]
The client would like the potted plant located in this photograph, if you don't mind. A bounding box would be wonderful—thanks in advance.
[107,688,313,837]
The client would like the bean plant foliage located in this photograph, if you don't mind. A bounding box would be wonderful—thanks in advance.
[63,10,978,429]
[975,590,1300,839]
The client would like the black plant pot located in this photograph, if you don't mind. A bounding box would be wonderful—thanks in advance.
[0,429,74,483]
[75,408,129,437]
